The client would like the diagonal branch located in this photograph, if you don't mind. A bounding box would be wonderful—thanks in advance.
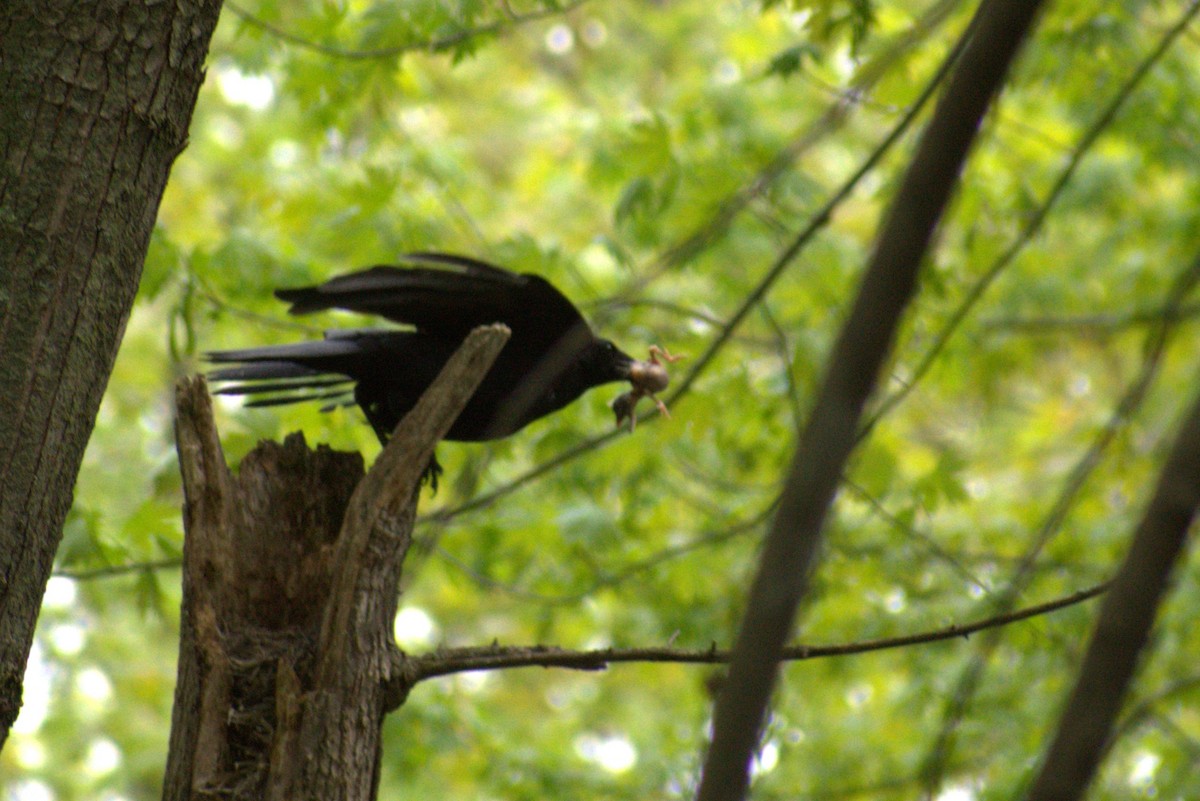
[695,3,1046,800]
[313,324,511,689]
[917,252,1200,795]
[420,16,971,525]
[626,0,966,290]
[1026,380,1200,799]
[863,0,1200,437]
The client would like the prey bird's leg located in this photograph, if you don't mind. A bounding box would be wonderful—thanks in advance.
[645,345,681,418]
[648,345,682,365]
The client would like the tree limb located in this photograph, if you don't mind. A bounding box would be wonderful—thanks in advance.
[695,3,1046,799]
[1027,382,1200,799]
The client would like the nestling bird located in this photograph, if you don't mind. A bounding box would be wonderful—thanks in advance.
[208,253,677,486]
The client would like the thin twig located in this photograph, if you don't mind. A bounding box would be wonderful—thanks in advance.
[863,0,1200,438]
[434,497,777,603]
[407,581,1108,681]
[224,0,594,60]
[982,300,1200,335]
[420,20,969,525]
[919,248,1200,795]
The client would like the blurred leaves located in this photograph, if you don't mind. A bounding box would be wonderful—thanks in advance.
[11,0,1200,799]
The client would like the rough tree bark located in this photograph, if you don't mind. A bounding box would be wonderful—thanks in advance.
[0,0,224,747]
[164,325,510,801]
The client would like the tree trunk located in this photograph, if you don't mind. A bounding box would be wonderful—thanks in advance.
[164,325,509,801]
[0,0,223,747]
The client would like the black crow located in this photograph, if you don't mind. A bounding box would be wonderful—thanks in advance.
[208,253,676,485]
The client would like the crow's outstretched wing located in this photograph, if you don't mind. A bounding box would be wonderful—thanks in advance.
[274,253,589,344]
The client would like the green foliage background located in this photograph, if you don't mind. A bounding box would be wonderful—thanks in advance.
[6,0,1200,798]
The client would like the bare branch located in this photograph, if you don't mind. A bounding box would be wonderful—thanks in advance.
[982,300,1200,336]
[295,325,510,795]
[662,15,967,412]
[1027,373,1200,798]
[695,4,1046,799]
[224,0,594,61]
[406,582,1107,681]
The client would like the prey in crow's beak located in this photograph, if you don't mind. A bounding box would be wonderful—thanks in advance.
[613,345,682,431]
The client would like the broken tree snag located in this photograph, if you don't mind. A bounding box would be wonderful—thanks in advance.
[165,380,365,801]
[164,325,511,801]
